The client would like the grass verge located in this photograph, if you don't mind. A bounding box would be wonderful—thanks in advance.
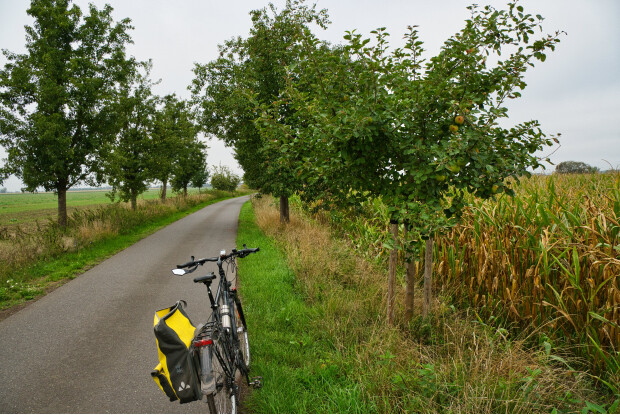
[236,197,617,413]
[0,191,246,316]
[236,198,377,413]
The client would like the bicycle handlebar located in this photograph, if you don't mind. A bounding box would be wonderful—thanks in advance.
[233,246,260,258]
[175,245,259,269]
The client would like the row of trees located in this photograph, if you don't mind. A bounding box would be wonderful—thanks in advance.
[107,66,208,209]
[191,0,562,322]
[0,0,208,225]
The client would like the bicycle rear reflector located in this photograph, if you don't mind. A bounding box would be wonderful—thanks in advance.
[193,339,213,347]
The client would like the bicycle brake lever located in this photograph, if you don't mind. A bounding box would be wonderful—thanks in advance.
[185,264,199,274]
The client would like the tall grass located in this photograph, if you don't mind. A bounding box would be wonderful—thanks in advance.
[240,196,609,413]
[322,173,619,390]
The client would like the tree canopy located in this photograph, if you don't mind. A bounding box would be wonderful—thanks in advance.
[210,165,241,192]
[0,0,135,226]
[258,1,562,236]
[150,94,197,201]
[105,61,157,210]
[191,0,329,221]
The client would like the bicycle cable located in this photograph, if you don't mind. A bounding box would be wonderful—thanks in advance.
[225,256,238,288]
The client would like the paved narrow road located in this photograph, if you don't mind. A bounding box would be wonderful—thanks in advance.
[0,196,250,413]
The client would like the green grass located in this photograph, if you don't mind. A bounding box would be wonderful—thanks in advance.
[0,188,215,223]
[0,191,242,312]
[236,201,377,413]
[0,188,168,214]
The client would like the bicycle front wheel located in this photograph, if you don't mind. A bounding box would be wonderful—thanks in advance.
[234,300,250,370]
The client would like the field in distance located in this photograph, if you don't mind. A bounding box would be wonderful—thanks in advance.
[0,188,164,226]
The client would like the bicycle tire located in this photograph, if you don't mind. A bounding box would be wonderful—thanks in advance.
[206,391,236,414]
[234,300,250,370]
[208,338,235,414]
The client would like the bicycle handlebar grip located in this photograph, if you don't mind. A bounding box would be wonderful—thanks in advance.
[203,257,219,262]
[177,256,196,268]
[238,246,259,257]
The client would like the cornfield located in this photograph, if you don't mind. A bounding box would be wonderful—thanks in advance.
[437,173,619,376]
[325,173,620,380]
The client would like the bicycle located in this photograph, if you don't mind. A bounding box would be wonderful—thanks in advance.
[172,244,262,413]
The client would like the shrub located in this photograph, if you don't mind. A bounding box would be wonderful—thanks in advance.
[210,165,241,191]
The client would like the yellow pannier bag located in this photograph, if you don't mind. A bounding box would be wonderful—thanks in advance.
[150,300,202,403]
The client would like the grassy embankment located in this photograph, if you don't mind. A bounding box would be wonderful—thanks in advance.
[0,188,248,313]
[237,195,618,413]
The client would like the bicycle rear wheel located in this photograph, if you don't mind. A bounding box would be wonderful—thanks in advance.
[207,339,236,414]
[206,391,235,414]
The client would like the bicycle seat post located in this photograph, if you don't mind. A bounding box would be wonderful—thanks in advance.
[193,273,218,312]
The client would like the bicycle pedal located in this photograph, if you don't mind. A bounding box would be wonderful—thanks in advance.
[249,376,263,389]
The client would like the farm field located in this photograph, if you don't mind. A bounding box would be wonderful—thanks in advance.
[0,188,162,223]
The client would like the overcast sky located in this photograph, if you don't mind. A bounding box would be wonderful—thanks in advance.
[1,0,619,191]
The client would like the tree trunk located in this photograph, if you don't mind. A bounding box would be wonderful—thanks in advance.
[387,222,398,325]
[160,180,167,202]
[130,190,137,211]
[404,223,416,321]
[405,255,416,322]
[279,195,290,224]
[57,186,68,228]
[423,237,434,317]
[183,186,188,198]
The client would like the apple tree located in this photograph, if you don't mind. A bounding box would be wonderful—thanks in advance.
[260,1,562,321]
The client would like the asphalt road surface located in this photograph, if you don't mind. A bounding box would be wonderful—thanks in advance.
[0,195,251,413]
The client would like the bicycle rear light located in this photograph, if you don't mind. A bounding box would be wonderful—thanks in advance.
[193,339,213,347]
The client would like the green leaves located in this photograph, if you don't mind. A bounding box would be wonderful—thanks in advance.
[105,60,157,207]
[192,1,329,196]
[210,165,240,192]
[151,94,202,198]
[279,1,558,239]
[191,0,562,245]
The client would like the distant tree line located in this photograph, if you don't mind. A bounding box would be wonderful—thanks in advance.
[0,0,211,225]
[555,161,599,174]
